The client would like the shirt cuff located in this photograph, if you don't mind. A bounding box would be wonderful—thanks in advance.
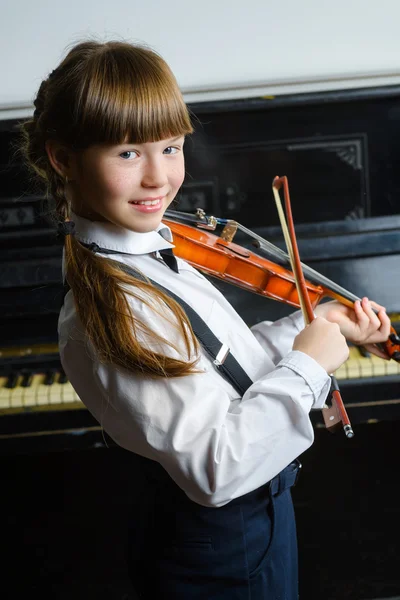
[277,350,331,408]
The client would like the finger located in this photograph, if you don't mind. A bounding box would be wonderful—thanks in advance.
[358,312,391,343]
[354,299,369,323]
[353,299,371,334]
[369,300,386,313]
[360,297,381,330]
[376,308,391,336]
[368,300,391,335]
[365,309,392,342]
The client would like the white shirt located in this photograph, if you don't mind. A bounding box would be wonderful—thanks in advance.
[58,213,331,507]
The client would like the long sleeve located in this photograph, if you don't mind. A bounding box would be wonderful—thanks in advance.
[251,310,305,365]
[60,283,331,508]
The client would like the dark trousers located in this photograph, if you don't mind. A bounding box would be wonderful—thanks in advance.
[127,459,300,600]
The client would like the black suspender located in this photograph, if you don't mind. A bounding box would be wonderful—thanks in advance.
[70,243,253,397]
[114,260,253,396]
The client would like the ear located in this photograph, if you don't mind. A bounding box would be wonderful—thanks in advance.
[45,140,76,179]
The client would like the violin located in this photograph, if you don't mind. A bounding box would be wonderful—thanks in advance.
[163,208,400,363]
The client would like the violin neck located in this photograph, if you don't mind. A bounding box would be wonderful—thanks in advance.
[237,224,360,307]
[295,259,359,306]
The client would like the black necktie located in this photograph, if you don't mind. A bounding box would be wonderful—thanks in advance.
[159,248,179,273]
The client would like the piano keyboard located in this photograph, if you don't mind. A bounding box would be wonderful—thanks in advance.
[335,346,400,380]
[0,345,399,416]
[0,372,83,414]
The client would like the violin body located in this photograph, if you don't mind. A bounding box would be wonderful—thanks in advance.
[165,220,324,308]
[163,216,400,362]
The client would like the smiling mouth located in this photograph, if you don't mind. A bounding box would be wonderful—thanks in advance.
[130,197,164,206]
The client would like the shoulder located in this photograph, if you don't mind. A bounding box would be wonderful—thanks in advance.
[58,290,85,349]
[58,277,197,364]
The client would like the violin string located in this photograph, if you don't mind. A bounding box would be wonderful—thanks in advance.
[166,210,360,305]
[235,223,360,304]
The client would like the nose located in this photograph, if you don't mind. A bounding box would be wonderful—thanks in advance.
[141,156,168,189]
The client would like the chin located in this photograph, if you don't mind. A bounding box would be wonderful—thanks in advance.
[124,215,164,234]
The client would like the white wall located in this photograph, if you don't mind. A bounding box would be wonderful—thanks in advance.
[2,0,400,119]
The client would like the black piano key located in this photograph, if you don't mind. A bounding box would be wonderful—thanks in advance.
[44,371,56,386]
[5,372,19,389]
[357,346,371,358]
[21,371,33,387]
[58,370,68,384]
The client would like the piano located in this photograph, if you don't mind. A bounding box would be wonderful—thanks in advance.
[1,85,400,454]
[2,88,400,600]
[0,203,399,453]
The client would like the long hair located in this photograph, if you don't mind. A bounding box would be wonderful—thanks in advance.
[19,40,200,377]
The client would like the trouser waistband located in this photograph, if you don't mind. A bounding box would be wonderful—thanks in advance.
[130,455,302,506]
[227,459,302,507]
[269,459,302,497]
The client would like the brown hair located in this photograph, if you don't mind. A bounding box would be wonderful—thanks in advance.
[20,40,200,377]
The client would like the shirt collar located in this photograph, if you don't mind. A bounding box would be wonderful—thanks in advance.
[70,211,174,255]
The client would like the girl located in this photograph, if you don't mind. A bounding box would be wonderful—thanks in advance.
[20,40,390,599]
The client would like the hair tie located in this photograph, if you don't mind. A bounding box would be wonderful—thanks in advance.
[57,221,76,237]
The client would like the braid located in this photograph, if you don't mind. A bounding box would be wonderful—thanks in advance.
[20,75,51,177]
[49,174,70,222]
[33,69,58,121]
[19,69,71,224]
[33,79,48,121]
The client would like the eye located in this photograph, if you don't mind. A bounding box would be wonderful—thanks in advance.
[163,146,179,155]
[119,150,138,160]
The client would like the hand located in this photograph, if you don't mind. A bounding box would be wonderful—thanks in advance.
[314,298,391,359]
[293,317,349,374]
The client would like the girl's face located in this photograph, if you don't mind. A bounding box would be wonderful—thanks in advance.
[69,136,186,233]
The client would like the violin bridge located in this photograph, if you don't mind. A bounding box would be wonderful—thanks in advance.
[220,221,238,242]
[195,208,218,230]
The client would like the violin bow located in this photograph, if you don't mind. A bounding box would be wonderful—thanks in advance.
[272,176,354,439]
